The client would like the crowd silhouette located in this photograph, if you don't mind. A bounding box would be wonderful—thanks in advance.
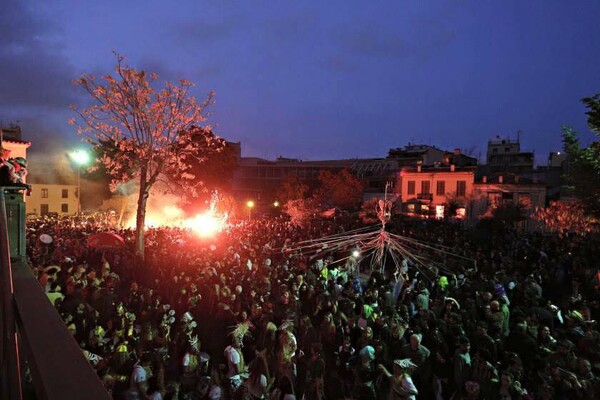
[27,214,600,400]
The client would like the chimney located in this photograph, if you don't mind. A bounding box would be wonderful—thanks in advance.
[454,148,461,155]
[482,176,487,183]
[498,175,503,184]
[417,165,422,172]
[450,164,455,172]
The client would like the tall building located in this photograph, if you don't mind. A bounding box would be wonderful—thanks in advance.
[485,136,534,174]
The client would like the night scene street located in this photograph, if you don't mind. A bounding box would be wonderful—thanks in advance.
[1,1,600,399]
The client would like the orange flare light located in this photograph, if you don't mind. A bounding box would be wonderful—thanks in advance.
[184,212,225,238]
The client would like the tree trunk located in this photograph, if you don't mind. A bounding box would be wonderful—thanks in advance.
[135,169,150,261]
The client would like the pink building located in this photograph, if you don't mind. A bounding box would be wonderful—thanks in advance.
[398,164,476,218]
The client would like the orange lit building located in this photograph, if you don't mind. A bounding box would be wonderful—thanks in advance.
[398,164,476,218]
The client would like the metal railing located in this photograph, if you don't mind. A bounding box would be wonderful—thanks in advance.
[416,192,433,201]
[0,186,111,400]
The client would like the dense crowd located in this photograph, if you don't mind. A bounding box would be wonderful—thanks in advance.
[26,214,600,400]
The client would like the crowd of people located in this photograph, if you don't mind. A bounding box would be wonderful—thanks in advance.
[26,212,600,400]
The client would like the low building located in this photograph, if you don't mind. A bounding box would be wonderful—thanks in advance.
[231,156,354,205]
[471,174,547,228]
[398,164,476,218]
[27,183,79,216]
[351,158,399,200]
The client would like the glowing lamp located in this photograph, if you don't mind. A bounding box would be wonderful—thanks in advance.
[273,201,280,207]
[247,200,255,208]
[70,150,90,165]
[352,250,360,258]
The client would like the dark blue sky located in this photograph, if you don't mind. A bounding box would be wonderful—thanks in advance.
[1,0,599,164]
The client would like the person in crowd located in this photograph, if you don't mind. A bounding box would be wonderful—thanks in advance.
[378,358,418,400]
[23,212,600,400]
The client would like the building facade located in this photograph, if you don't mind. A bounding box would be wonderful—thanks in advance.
[398,165,476,218]
[485,137,534,174]
[27,184,79,216]
[351,158,399,200]
[471,175,547,228]
[231,156,355,205]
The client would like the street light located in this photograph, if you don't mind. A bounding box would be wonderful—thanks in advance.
[69,150,90,214]
[246,200,255,220]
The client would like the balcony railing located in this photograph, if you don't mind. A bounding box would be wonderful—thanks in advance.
[0,186,111,400]
[416,192,433,201]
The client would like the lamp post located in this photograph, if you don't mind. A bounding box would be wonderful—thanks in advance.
[69,150,90,214]
[246,200,255,220]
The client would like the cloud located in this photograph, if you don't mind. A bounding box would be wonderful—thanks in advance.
[0,0,77,110]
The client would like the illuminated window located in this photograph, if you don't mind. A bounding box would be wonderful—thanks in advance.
[407,181,415,195]
[407,203,415,213]
[436,181,445,195]
[41,188,49,198]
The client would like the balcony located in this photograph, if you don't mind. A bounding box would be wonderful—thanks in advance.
[1,186,111,400]
[416,192,433,201]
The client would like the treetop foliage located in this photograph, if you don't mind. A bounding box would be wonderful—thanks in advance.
[561,95,600,218]
[70,53,224,195]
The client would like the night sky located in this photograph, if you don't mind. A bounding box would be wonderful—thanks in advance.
[1,0,599,164]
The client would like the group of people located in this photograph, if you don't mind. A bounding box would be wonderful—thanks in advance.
[26,212,600,399]
[0,146,30,189]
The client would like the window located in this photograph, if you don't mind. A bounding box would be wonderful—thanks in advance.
[436,181,446,196]
[62,189,68,198]
[41,188,49,198]
[40,204,49,216]
[421,180,431,194]
[61,204,69,213]
[407,180,415,195]
[456,181,466,197]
